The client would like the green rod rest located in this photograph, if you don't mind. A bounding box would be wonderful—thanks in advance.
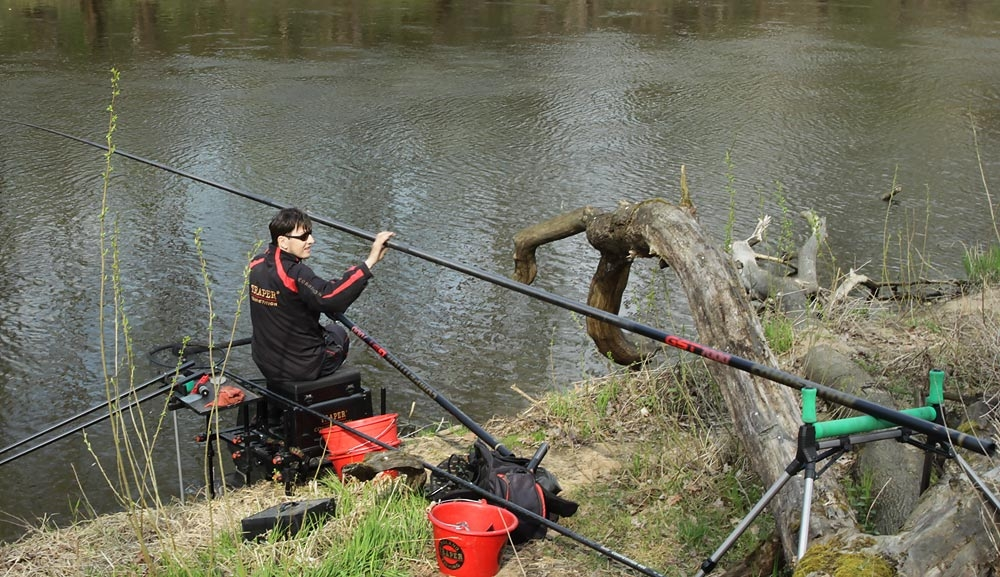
[814,406,937,439]
[927,369,945,406]
[801,388,817,424]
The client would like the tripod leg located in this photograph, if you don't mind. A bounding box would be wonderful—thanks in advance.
[797,463,816,559]
[173,411,185,505]
[695,470,795,577]
[955,453,1000,513]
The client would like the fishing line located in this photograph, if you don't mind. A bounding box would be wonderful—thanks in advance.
[3,118,995,456]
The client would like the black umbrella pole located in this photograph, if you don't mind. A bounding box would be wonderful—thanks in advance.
[8,119,993,456]
[334,313,513,457]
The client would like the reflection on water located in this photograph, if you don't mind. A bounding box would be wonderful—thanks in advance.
[1,0,999,543]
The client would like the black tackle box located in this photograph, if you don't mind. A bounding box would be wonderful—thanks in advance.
[241,498,336,540]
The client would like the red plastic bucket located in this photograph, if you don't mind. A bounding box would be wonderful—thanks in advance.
[428,500,519,577]
[318,413,400,477]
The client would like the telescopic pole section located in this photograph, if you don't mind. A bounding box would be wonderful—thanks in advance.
[6,119,993,456]
[0,382,176,468]
[0,364,194,458]
[333,312,513,457]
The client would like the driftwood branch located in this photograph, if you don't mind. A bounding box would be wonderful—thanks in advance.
[830,271,969,304]
[730,210,825,314]
[514,198,815,555]
[513,206,600,285]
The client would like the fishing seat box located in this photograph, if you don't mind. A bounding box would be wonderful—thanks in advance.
[270,366,365,405]
[268,367,374,457]
[241,498,336,541]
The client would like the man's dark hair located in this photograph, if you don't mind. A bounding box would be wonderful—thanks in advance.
[269,207,313,244]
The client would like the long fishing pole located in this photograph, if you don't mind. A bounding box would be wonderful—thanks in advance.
[6,119,995,456]
[223,371,667,577]
[0,364,195,459]
[334,312,513,457]
[0,379,181,468]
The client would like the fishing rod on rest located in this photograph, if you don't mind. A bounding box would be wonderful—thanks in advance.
[221,371,667,577]
[333,312,513,457]
[0,366,196,468]
[0,364,196,463]
[6,118,995,456]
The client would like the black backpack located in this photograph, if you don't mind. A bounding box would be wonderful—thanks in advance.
[427,440,579,544]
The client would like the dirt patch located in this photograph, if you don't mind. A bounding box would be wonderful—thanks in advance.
[400,427,626,496]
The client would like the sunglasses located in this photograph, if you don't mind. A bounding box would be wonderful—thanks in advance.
[283,230,313,241]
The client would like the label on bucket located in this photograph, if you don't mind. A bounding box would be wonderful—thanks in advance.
[437,538,465,571]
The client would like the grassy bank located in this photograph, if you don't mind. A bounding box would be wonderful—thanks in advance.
[0,360,763,577]
[1,286,999,576]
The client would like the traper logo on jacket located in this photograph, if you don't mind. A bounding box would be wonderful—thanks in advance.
[250,284,279,307]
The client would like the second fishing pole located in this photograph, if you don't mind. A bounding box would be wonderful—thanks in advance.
[334,313,513,457]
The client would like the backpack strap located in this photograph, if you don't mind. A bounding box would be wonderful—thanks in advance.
[541,484,579,518]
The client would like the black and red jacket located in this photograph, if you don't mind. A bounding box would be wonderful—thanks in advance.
[248,244,372,383]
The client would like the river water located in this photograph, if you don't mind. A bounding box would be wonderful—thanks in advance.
[1,0,998,543]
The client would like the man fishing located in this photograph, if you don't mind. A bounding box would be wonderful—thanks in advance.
[249,207,394,383]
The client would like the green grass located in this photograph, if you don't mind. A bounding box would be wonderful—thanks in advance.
[762,313,795,355]
[154,477,433,577]
[845,468,879,535]
[521,363,770,572]
[963,243,1000,285]
[564,437,769,573]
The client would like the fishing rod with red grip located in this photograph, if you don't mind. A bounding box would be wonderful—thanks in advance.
[333,312,514,458]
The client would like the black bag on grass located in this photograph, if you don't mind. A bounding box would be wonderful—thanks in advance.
[426,440,579,544]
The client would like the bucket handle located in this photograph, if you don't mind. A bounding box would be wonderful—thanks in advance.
[431,499,508,533]
[440,520,474,532]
